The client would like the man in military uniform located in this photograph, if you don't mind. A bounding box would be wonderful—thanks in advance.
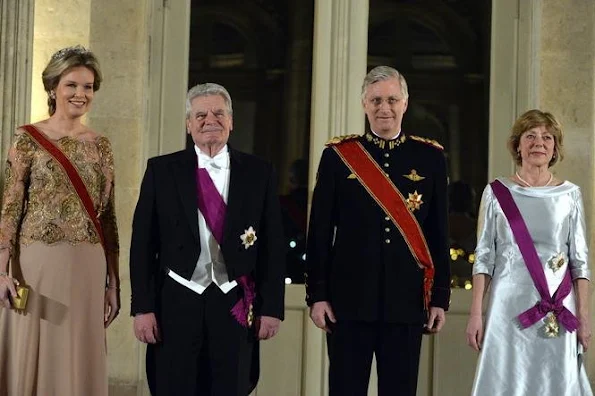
[306,66,450,396]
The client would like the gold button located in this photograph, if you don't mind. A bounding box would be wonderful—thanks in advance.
[385,172,389,176]
[385,216,390,221]
[383,163,389,167]
[384,153,389,158]
[385,227,390,232]
[385,239,391,244]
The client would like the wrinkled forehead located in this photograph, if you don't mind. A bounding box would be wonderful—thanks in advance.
[190,94,228,112]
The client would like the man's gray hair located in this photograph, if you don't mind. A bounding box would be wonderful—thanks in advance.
[186,83,233,118]
[361,66,409,101]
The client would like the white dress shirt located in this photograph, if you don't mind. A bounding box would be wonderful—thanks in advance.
[167,145,238,294]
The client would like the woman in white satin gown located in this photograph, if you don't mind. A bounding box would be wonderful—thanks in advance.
[466,110,593,396]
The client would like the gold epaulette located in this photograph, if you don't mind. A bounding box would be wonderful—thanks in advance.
[409,135,444,150]
[325,134,362,147]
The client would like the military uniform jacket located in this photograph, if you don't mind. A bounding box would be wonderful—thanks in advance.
[305,133,450,324]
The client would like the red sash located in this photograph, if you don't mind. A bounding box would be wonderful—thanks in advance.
[333,140,435,310]
[20,124,106,255]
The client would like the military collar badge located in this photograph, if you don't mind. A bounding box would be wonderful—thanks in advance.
[365,132,406,150]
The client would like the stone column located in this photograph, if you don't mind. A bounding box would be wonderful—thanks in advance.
[0,0,33,167]
[538,0,595,379]
[308,0,369,187]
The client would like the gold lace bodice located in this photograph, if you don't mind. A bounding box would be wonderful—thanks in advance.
[0,131,119,255]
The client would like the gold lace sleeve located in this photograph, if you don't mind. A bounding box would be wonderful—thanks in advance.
[97,136,119,255]
[0,132,36,255]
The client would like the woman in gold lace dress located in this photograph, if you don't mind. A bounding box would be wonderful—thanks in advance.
[0,46,119,396]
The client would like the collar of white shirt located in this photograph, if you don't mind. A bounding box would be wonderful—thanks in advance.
[195,145,230,170]
[370,129,401,140]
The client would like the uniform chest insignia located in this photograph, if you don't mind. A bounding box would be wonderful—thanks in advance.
[403,169,425,182]
[347,173,358,179]
[406,190,424,211]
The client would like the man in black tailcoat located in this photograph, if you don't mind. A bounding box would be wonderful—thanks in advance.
[130,83,286,395]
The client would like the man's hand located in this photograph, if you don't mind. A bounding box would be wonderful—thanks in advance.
[309,301,336,333]
[134,312,161,344]
[425,306,446,334]
[255,316,281,340]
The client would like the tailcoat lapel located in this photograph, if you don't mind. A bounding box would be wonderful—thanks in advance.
[172,148,200,242]
[222,148,246,245]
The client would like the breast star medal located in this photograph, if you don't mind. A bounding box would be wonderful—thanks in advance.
[240,226,258,249]
[406,190,423,211]
[544,312,560,337]
[403,169,425,182]
[548,253,565,273]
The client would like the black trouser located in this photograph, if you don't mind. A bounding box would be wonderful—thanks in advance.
[327,320,423,396]
[148,279,254,396]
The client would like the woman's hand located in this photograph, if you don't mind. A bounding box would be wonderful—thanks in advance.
[578,316,592,351]
[104,287,120,328]
[0,274,18,309]
[466,314,484,351]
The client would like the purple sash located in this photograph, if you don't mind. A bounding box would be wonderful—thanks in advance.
[490,180,579,333]
[196,167,255,328]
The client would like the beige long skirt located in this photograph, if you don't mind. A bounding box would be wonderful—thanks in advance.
[0,242,107,396]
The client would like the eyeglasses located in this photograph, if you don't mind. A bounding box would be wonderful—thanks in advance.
[367,97,405,106]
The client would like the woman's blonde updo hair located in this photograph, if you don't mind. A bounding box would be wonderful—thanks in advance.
[42,45,102,116]
[507,109,564,168]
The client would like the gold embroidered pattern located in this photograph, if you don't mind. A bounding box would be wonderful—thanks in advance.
[325,134,361,146]
[365,132,406,150]
[0,132,119,255]
[409,135,444,150]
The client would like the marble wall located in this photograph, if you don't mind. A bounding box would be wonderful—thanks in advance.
[539,0,595,379]
[88,3,149,394]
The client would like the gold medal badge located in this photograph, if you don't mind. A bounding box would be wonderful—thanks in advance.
[406,190,424,211]
[544,312,560,337]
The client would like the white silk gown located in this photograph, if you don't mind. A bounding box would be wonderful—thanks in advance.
[471,178,593,396]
